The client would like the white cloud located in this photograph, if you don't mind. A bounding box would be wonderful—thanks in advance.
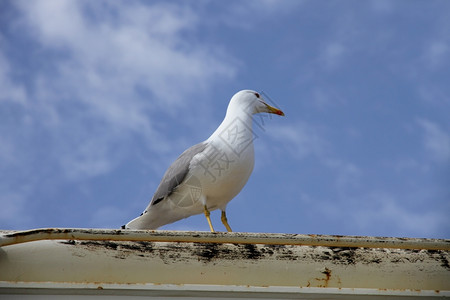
[421,13,450,71]
[323,159,362,194]
[418,119,450,163]
[320,42,346,70]
[267,122,327,160]
[211,0,303,29]
[369,0,395,14]
[314,11,363,72]
[425,41,449,68]
[310,87,346,109]
[59,136,118,180]
[352,191,447,237]
[417,84,450,106]
[16,0,235,106]
[0,49,26,104]
[0,136,15,166]
[266,121,363,196]
[241,0,301,14]
[8,0,237,180]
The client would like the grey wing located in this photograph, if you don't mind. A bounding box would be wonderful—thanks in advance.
[150,142,207,206]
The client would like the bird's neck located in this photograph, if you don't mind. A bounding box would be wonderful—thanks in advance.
[207,108,254,143]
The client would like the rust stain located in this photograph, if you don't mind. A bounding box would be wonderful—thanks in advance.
[322,267,332,281]
[309,267,344,288]
[310,268,332,288]
[314,267,332,288]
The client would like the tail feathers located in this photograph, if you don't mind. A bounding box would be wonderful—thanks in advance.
[123,202,203,230]
[124,212,161,230]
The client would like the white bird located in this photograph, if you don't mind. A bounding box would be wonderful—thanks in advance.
[124,90,284,232]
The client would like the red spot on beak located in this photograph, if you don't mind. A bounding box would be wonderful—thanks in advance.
[275,109,285,116]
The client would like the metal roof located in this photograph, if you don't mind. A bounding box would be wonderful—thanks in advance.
[1,228,449,299]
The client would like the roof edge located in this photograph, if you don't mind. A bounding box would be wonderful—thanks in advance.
[1,228,449,250]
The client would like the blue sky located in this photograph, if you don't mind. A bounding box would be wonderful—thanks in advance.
[1,0,449,238]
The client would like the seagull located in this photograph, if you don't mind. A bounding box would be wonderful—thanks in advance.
[124,90,284,232]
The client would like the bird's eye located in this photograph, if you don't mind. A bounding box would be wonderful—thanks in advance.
[254,92,260,98]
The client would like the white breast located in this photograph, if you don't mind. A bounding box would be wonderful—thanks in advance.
[190,111,256,209]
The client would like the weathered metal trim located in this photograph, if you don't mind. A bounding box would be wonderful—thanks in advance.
[1,282,448,298]
[1,230,449,297]
[1,228,449,250]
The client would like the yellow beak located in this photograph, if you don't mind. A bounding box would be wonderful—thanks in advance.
[264,102,285,116]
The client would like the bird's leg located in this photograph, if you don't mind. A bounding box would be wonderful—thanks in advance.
[221,210,232,232]
[204,205,215,232]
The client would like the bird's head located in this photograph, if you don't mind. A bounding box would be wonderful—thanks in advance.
[229,90,285,116]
